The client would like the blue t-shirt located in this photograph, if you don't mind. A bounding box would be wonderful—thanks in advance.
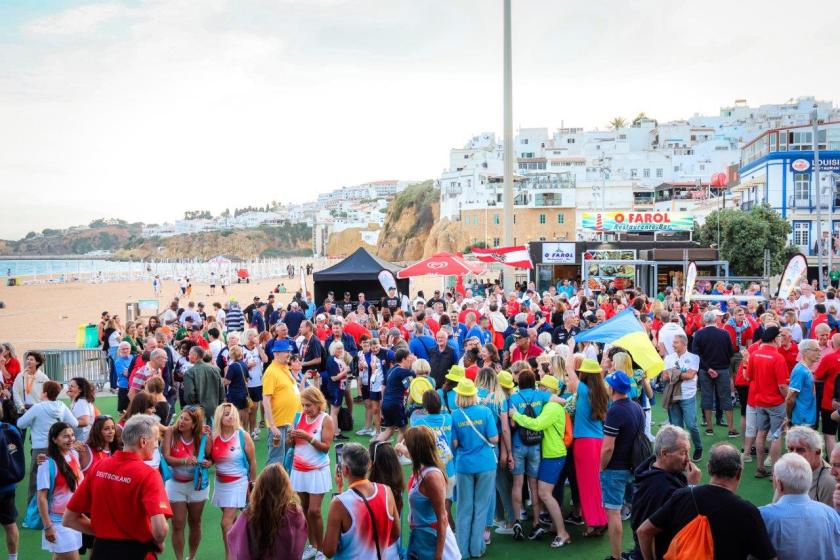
[505,388,551,447]
[573,381,604,439]
[412,412,455,477]
[383,366,414,405]
[465,326,491,345]
[789,363,817,426]
[114,356,133,389]
[452,405,498,474]
[224,360,249,400]
[409,336,436,361]
[478,387,503,429]
[438,388,459,415]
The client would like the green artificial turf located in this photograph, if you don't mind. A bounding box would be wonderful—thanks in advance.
[15,397,773,559]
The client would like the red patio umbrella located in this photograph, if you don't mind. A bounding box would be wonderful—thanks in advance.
[397,252,484,278]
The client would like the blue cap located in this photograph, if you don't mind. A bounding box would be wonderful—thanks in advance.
[271,339,292,353]
[514,327,529,339]
[605,371,633,395]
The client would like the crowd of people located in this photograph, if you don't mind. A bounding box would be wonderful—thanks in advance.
[1,276,840,559]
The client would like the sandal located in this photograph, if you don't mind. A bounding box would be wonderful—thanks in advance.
[754,468,771,478]
[551,535,572,548]
[582,526,606,538]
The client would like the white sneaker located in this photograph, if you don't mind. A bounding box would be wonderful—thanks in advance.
[302,545,318,560]
[764,456,773,468]
[742,453,753,463]
[356,428,370,436]
[315,553,327,560]
[495,525,515,535]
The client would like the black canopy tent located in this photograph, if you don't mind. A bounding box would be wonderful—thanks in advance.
[312,248,407,306]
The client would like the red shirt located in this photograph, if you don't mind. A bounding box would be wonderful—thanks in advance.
[67,451,172,552]
[724,320,756,351]
[734,341,760,387]
[315,326,331,343]
[1,357,20,387]
[809,314,834,338]
[343,321,371,345]
[746,343,789,407]
[465,365,479,381]
[778,342,799,373]
[459,309,483,325]
[813,348,840,411]
[425,317,440,336]
[511,343,544,363]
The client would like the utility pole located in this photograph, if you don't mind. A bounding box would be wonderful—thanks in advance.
[502,0,514,290]
[813,106,824,287]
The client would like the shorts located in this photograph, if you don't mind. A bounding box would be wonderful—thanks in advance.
[745,405,758,438]
[820,410,839,437]
[328,385,344,408]
[212,477,248,509]
[699,368,733,411]
[117,387,129,412]
[247,386,263,403]
[42,520,82,553]
[755,404,785,441]
[600,468,634,510]
[360,385,370,400]
[227,395,249,411]
[381,401,407,428]
[165,479,210,503]
[537,456,566,484]
[369,391,382,402]
[512,444,541,478]
[0,491,16,526]
[735,385,749,416]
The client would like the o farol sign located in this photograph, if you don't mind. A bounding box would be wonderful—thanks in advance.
[542,242,575,264]
[580,211,694,232]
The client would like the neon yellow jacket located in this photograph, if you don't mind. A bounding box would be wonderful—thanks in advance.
[511,401,567,459]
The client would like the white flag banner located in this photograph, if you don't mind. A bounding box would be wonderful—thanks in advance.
[684,261,697,303]
[777,253,808,299]
[378,269,397,293]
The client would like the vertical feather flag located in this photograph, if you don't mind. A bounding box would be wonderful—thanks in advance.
[575,308,664,379]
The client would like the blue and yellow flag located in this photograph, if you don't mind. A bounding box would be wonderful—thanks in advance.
[576,309,664,379]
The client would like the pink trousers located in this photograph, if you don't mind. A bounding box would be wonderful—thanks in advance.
[573,437,608,527]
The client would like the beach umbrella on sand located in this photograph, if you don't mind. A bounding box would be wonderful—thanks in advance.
[397,252,484,278]
[207,255,232,265]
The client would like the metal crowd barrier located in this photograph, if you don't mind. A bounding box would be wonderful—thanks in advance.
[38,349,110,389]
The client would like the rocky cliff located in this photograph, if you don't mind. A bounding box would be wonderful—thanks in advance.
[376,181,439,261]
[326,227,378,257]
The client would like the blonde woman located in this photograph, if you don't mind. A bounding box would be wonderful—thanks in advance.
[211,402,257,559]
[289,387,335,559]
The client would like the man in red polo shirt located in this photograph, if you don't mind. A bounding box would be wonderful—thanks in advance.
[63,414,172,559]
[777,327,799,373]
[744,326,789,478]
[813,333,840,453]
[510,327,544,364]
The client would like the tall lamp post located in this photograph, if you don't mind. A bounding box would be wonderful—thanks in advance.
[502,0,514,290]
[813,106,824,287]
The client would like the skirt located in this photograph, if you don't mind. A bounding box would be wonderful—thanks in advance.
[291,465,332,495]
[572,437,607,527]
[165,479,210,504]
[43,522,82,553]
[212,477,249,509]
[407,525,461,560]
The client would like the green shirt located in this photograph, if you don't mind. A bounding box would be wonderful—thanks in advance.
[511,401,567,459]
[830,270,840,281]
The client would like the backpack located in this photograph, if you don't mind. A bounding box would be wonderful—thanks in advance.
[629,401,652,469]
[22,458,55,530]
[337,407,354,432]
[663,488,714,560]
[563,409,574,448]
[518,393,543,447]
[431,424,453,465]
[0,424,25,487]
[237,429,251,480]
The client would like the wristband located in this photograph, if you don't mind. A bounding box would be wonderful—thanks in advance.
[44,524,53,531]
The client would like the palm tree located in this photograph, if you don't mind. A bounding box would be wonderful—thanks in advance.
[608,117,626,130]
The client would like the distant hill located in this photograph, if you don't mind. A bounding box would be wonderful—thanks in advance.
[0,220,311,259]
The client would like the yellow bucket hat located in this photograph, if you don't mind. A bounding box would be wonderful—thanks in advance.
[577,358,602,374]
[445,365,466,383]
[539,375,559,392]
[454,378,477,397]
[497,371,515,389]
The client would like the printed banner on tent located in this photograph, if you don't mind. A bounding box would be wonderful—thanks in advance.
[777,253,808,299]
[580,211,694,232]
[378,269,397,293]
[684,261,697,303]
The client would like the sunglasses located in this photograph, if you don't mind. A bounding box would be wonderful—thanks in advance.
[372,441,390,463]
[95,415,113,421]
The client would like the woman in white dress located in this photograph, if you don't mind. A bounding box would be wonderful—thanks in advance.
[289,386,335,560]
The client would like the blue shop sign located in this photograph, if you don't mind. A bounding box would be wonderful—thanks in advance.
[790,157,840,173]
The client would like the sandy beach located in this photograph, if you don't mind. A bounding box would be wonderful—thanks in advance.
[0,273,446,354]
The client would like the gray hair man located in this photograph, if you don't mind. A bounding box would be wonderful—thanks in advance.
[785,425,836,506]
[629,426,701,559]
[760,452,840,559]
[637,443,776,560]
[690,308,735,437]
[662,333,704,462]
[62,414,171,557]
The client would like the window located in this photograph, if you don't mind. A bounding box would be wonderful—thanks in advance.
[493,237,500,247]
[493,214,500,225]
[643,168,651,178]
[793,222,809,247]
[539,214,546,224]
[779,132,787,150]
[770,133,777,152]
[567,138,575,144]
[557,214,564,224]
[521,138,529,145]
[699,164,706,171]
[790,131,813,151]
[513,215,517,224]
[794,173,810,201]
[656,168,663,178]
[631,169,638,178]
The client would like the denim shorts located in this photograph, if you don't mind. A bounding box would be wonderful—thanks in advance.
[537,456,566,484]
[600,468,633,510]
[512,444,541,478]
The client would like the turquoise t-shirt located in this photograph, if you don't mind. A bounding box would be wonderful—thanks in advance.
[412,412,455,477]
[452,405,498,474]
[478,387,503,428]
[573,381,604,439]
[504,388,551,448]
[789,363,817,426]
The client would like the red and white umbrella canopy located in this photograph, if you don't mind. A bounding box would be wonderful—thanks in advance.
[397,252,484,279]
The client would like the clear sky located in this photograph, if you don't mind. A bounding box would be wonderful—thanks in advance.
[1,0,839,239]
